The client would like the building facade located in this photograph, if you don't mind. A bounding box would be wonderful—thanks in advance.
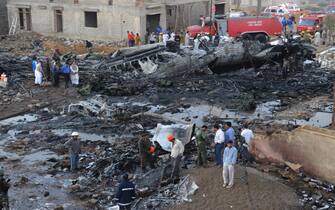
[6,0,227,41]
[0,0,9,35]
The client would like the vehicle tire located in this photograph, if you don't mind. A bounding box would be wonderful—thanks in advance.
[242,34,253,41]
[255,34,268,43]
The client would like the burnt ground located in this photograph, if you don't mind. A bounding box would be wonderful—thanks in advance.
[1,34,335,209]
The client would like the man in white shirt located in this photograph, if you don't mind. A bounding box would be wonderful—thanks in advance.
[167,134,184,180]
[213,124,225,166]
[241,125,254,150]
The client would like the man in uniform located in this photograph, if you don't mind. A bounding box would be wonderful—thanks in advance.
[195,125,208,167]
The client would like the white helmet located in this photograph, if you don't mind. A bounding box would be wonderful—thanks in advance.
[71,132,79,137]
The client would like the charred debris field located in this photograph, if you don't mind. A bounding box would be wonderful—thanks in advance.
[1,33,335,210]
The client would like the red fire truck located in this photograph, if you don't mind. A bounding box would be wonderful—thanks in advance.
[187,16,282,43]
[297,15,325,34]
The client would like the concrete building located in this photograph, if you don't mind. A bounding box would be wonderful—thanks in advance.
[6,0,227,41]
[0,0,9,35]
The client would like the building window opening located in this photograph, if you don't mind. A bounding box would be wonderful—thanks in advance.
[55,10,63,32]
[18,8,32,31]
[84,11,98,28]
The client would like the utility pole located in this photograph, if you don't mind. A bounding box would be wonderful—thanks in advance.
[257,0,261,16]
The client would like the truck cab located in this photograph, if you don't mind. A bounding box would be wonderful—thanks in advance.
[297,15,324,34]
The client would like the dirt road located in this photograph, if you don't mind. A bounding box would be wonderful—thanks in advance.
[170,165,301,210]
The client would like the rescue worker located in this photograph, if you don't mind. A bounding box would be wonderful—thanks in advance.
[195,125,208,167]
[0,168,10,210]
[167,134,184,181]
[65,132,81,171]
[138,136,155,171]
[223,140,238,189]
[213,124,225,166]
[115,173,136,210]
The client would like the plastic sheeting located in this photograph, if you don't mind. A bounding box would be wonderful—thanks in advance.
[177,175,199,202]
[152,123,195,152]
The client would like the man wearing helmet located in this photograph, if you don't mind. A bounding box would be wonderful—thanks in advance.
[65,132,81,171]
[167,134,184,181]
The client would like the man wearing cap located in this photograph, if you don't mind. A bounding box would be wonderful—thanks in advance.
[138,135,155,171]
[65,132,81,171]
[115,173,136,210]
[0,168,10,210]
[167,134,184,180]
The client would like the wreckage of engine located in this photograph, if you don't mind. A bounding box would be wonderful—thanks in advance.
[83,37,317,79]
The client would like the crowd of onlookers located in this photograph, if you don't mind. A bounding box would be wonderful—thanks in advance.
[32,49,79,89]
[127,26,189,47]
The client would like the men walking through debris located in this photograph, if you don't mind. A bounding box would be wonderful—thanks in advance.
[195,125,208,167]
[213,124,225,166]
[138,135,155,171]
[167,134,184,181]
[115,173,136,210]
[0,168,10,210]
[223,140,238,189]
[65,132,81,171]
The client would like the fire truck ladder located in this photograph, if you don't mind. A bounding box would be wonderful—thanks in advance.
[8,16,18,36]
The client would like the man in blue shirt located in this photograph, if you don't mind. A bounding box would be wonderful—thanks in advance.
[32,56,37,72]
[224,122,235,145]
[61,59,72,88]
[223,140,237,189]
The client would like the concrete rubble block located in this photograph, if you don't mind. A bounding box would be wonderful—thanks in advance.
[251,125,335,184]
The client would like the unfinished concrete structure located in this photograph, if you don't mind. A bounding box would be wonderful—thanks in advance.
[251,126,335,184]
[6,0,227,41]
[0,0,9,35]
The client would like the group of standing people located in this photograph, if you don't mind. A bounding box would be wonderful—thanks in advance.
[280,15,296,34]
[127,31,141,47]
[32,49,79,88]
[196,122,254,188]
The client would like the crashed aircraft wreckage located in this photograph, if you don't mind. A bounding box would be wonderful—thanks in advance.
[86,37,316,79]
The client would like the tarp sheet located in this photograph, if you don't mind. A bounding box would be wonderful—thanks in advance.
[152,123,195,152]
